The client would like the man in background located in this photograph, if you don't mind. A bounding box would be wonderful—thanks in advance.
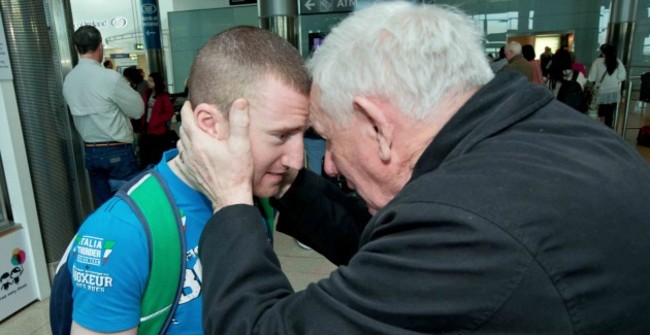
[102,59,114,70]
[63,25,143,204]
[502,40,533,81]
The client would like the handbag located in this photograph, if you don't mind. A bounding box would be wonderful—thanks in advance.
[587,72,607,111]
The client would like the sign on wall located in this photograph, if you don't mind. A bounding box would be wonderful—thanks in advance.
[141,0,162,50]
[0,226,37,321]
[0,16,13,80]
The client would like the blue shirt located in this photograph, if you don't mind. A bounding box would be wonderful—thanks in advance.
[67,150,211,334]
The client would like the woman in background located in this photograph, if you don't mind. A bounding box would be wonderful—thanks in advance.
[139,72,175,168]
[588,44,626,128]
[548,48,586,96]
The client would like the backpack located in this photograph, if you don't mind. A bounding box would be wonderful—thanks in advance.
[637,125,650,147]
[50,170,185,335]
[50,169,276,335]
[557,70,588,113]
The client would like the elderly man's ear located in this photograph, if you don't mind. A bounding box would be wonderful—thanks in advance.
[194,103,229,140]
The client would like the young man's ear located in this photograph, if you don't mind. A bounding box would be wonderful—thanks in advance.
[353,96,394,162]
[193,103,228,140]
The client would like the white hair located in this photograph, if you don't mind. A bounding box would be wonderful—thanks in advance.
[307,1,494,124]
[506,41,522,56]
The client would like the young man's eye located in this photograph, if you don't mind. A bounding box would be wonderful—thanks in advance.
[273,132,293,143]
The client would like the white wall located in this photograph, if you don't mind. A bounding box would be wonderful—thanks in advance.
[172,0,229,11]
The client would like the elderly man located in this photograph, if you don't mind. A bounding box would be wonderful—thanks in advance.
[51,26,310,335]
[63,26,144,204]
[501,40,534,81]
[179,2,650,334]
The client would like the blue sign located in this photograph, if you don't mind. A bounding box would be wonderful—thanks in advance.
[299,0,355,15]
[140,0,161,49]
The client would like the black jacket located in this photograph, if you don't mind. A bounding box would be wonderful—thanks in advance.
[199,72,650,334]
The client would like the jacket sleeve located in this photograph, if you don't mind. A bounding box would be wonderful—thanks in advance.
[199,200,534,335]
[272,169,371,265]
[161,94,175,122]
[148,94,175,132]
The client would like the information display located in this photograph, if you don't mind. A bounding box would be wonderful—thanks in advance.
[0,15,13,80]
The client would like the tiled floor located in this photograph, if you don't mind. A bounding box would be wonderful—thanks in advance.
[2,100,649,335]
[0,231,336,335]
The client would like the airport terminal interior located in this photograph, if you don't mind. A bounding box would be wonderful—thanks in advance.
[1,0,650,333]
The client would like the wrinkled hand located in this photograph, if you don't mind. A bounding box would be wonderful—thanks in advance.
[177,100,254,212]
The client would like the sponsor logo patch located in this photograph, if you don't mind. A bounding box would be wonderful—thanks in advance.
[73,236,115,266]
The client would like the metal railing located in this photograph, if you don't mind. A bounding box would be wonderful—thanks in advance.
[619,75,643,137]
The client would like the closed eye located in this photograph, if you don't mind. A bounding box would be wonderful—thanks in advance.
[271,128,301,143]
[276,133,289,141]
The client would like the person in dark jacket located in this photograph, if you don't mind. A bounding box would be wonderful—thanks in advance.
[177,2,650,334]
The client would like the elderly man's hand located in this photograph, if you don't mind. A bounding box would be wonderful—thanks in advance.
[177,100,254,213]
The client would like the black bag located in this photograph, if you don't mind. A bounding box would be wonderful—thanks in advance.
[637,125,650,147]
[557,71,588,113]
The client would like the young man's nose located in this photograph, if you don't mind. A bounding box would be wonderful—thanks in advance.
[281,137,304,170]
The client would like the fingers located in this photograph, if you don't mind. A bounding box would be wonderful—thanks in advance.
[178,100,194,156]
[228,99,251,153]
[177,126,185,153]
[180,101,194,125]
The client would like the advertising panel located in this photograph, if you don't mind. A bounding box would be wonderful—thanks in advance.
[0,226,37,321]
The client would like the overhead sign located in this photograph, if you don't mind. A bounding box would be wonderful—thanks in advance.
[0,16,12,80]
[299,0,355,15]
[141,0,162,50]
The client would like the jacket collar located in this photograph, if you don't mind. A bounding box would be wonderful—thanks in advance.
[409,71,554,183]
[508,54,525,64]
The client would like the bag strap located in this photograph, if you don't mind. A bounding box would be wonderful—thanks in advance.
[571,70,579,82]
[116,169,186,335]
[256,197,275,245]
[598,71,607,84]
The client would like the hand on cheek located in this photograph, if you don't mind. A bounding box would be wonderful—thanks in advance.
[178,100,254,212]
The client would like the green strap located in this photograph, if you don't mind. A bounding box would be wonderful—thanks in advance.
[258,197,275,238]
[123,173,184,335]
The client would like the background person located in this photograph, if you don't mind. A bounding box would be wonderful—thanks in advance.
[570,51,587,76]
[501,41,533,81]
[489,46,507,73]
[180,2,650,334]
[540,46,553,78]
[123,66,148,95]
[588,43,627,127]
[63,25,143,205]
[102,59,114,70]
[522,44,543,84]
[139,72,176,168]
[549,48,587,97]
